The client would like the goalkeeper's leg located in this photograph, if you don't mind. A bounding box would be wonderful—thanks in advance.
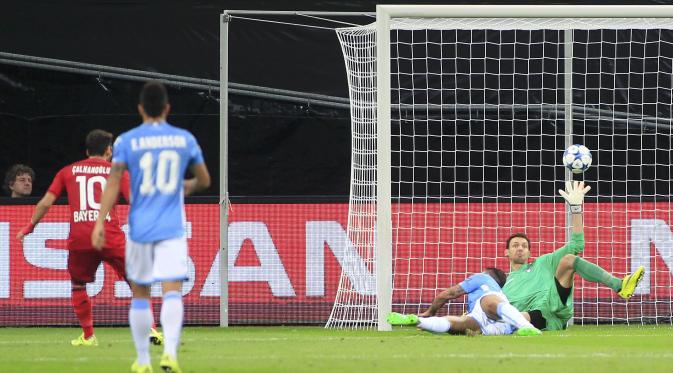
[556,254,645,299]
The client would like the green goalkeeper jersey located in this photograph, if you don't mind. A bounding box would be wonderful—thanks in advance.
[502,232,585,330]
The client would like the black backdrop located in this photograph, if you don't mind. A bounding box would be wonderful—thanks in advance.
[0,64,351,198]
[0,0,667,199]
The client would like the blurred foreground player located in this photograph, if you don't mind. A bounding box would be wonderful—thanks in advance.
[93,81,211,373]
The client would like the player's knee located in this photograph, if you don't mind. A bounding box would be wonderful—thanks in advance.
[130,283,152,298]
[480,296,499,317]
[161,281,182,295]
[560,254,576,270]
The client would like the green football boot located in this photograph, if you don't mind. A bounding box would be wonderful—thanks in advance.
[618,266,645,299]
[386,312,419,326]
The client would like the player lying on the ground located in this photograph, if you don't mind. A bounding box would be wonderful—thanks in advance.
[17,129,163,347]
[388,267,541,336]
[502,181,645,331]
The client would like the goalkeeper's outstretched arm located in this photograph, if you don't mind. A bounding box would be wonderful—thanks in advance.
[556,180,591,256]
[419,284,465,317]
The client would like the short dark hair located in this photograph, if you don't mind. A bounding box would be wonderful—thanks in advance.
[506,232,530,252]
[4,164,35,195]
[485,267,507,288]
[140,80,168,117]
[86,129,113,156]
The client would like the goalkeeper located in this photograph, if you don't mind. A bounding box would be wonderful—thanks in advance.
[387,267,541,336]
[503,181,645,331]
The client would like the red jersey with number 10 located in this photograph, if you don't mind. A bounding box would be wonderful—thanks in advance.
[47,157,130,250]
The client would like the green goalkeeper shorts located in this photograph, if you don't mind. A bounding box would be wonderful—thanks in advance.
[540,288,573,330]
[541,312,568,331]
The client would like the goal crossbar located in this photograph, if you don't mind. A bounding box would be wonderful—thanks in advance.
[376,5,673,19]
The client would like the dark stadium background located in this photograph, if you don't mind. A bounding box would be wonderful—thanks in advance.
[0,0,666,200]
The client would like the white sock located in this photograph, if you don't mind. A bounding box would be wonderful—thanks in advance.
[496,302,534,330]
[161,291,184,358]
[129,298,153,365]
[417,316,451,333]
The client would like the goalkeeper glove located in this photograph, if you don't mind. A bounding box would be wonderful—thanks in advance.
[559,180,591,214]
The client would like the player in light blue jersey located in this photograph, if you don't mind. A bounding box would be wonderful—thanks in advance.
[93,81,211,373]
[388,267,541,336]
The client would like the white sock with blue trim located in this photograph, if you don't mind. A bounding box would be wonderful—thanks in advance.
[161,290,184,358]
[417,317,451,333]
[496,302,534,330]
[129,298,153,365]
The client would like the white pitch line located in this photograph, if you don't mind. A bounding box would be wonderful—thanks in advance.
[0,333,672,345]
[204,352,673,360]
[0,335,438,345]
[4,352,673,363]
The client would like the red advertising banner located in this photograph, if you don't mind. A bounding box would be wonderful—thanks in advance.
[389,202,673,321]
[0,202,671,325]
[0,204,222,325]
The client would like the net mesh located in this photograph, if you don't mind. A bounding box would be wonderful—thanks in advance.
[329,18,673,329]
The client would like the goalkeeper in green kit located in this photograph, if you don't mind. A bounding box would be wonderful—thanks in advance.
[503,181,645,331]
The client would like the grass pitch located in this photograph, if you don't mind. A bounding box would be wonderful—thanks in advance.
[0,325,671,372]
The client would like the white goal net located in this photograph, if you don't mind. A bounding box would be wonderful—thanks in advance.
[327,7,673,329]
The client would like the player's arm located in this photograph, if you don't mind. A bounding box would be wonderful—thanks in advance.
[119,170,131,203]
[17,170,64,242]
[16,192,57,242]
[420,273,490,316]
[555,180,591,258]
[419,284,466,317]
[183,163,211,196]
[92,162,126,250]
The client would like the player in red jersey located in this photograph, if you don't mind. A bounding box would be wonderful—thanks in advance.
[17,129,163,347]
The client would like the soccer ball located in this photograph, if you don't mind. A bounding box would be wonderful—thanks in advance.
[563,144,592,174]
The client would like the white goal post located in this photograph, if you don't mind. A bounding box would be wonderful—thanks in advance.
[327,5,673,331]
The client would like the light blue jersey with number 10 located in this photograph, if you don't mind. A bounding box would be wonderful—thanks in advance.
[112,121,204,243]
